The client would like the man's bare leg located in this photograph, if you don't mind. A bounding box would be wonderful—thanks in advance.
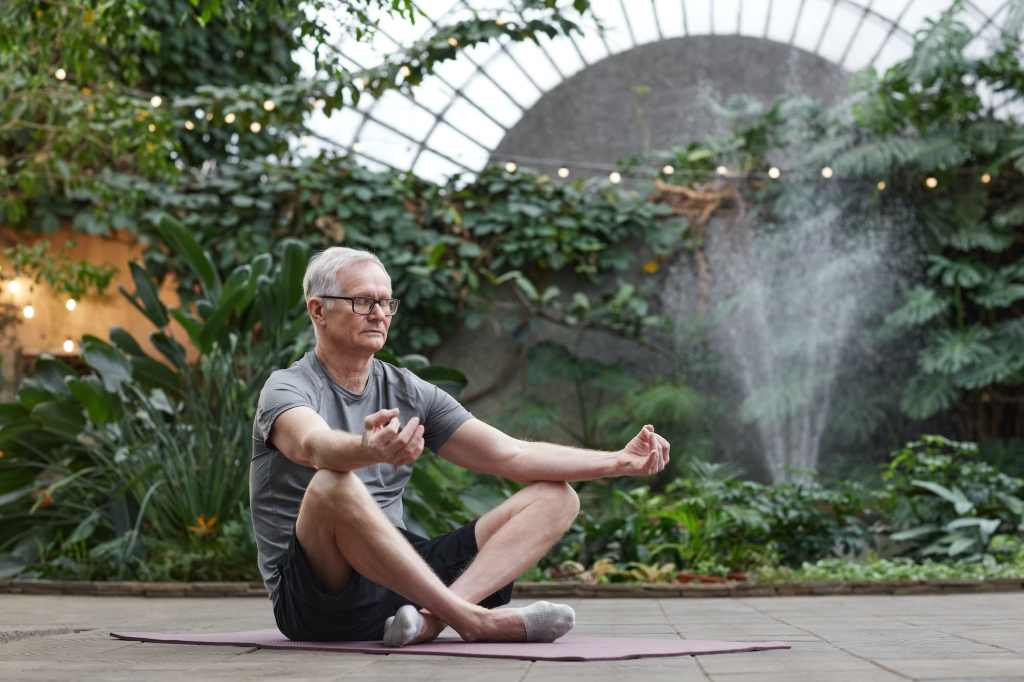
[296,469,529,642]
[398,481,580,643]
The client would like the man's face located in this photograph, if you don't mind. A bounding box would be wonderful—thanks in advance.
[318,260,393,355]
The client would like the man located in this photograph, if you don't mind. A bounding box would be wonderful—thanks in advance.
[250,246,670,646]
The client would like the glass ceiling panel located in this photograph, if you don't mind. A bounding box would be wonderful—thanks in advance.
[306,0,1015,181]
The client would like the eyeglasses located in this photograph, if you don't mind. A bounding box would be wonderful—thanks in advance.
[317,295,400,316]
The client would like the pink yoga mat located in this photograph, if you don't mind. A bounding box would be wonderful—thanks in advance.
[110,629,790,661]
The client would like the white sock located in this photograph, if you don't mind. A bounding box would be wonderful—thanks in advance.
[510,601,575,642]
[383,604,425,647]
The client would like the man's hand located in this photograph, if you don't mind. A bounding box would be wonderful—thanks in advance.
[615,424,670,477]
[361,408,425,467]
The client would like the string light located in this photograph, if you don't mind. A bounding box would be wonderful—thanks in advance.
[263,99,276,112]
[354,78,366,89]
[496,18,506,26]
[65,298,76,311]
[147,123,156,133]
[63,338,75,353]
[716,165,728,176]
[447,37,459,47]
[224,112,236,124]
[768,167,781,179]
[54,68,66,80]
[352,142,363,152]
[925,176,938,189]
[399,65,412,78]
[505,161,517,173]
[981,173,992,184]
[557,167,570,178]
[184,120,195,131]
[662,165,674,175]
[6,280,21,295]
[22,305,34,319]
[313,99,326,110]
[821,166,834,179]
[608,171,622,184]
[877,180,887,191]
[249,121,262,133]
[205,111,214,120]
[150,95,162,108]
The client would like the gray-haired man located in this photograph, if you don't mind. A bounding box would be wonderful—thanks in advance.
[250,246,670,645]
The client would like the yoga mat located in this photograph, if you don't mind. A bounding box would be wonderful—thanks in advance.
[110,629,790,661]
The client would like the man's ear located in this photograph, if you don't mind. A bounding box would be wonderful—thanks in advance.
[308,298,326,326]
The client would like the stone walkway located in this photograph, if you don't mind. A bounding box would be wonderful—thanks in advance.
[2,593,1023,681]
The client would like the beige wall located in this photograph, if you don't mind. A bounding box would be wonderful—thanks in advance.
[1,228,192,391]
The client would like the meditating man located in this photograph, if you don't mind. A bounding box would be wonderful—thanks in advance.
[250,246,671,646]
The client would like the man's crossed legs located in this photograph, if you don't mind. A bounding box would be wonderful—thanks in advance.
[289,469,580,645]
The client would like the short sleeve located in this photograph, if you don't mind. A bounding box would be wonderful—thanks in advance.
[254,371,316,444]
[415,376,473,453]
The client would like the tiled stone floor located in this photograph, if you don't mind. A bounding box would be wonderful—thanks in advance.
[2,593,1022,681]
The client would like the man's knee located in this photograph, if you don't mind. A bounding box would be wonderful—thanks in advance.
[304,469,373,520]
[531,481,580,528]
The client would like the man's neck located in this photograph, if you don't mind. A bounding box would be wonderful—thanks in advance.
[314,345,374,394]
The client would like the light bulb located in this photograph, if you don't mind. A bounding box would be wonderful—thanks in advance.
[224,112,236,124]
[768,167,781,179]
[399,65,412,78]
[981,173,991,184]
[877,180,887,191]
[150,95,162,107]
[263,99,276,112]
[447,37,459,47]
[250,121,262,133]
[7,280,21,295]
[505,161,517,173]
[821,166,834,179]
[54,68,66,80]
[63,338,75,353]
[313,99,326,110]
[557,167,570,178]
[716,165,728,176]
[22,305,34,319]
[608,171,621,184]
[925,176,938,189]
[65,298,77,311]
[147,123,156,133]
[662,165,674,175]
[184,120,195,130]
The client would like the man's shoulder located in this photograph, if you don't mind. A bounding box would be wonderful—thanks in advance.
[263,352,322,393]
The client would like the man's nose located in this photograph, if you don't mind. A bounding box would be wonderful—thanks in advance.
[367,301,387,319]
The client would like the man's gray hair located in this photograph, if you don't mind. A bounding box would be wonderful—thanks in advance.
[302,246,387,305]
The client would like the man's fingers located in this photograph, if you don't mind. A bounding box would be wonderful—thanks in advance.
[364,408,400,431]
[385,417,420,456]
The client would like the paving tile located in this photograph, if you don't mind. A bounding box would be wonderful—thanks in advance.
[708,670,908,682]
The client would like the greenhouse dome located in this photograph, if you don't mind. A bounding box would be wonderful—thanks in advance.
[299,0,1020,182]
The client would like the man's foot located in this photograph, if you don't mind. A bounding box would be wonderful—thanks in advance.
[383,605,444,647]
[462,601,575,643]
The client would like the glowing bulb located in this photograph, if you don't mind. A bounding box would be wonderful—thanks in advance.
[821,166,834,179]
[150,95,162,107]
[63,338,75,353]
[205,111,214,120]
[354,78,366,89]
[263,99,276,112]
[313,99,326,110]
[925,176,938,189]
[65,298,77,311]
[662,165,674,175]
[557,167,570,178]
[54,68,66,80]
[447,37,459,47]
[147,123,156,132]
[249,121,262,133]
[716,165,728,176]
[505,161,517,173]
[877,180,887,191]
[608,171,622,184]
[184,120,195,130]
[399,65,412,78]
[768,167,781,179]
[7,280,21,295]
[22,305,34,319]
[224,112,236,124]
[496,18,506,26]
[981,173,991,184]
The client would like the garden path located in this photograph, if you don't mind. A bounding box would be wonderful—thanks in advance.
[2,593,1022,681]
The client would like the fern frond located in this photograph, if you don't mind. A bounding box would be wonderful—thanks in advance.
[926,255,989,288]
[900,371,959,420]
[940,223,1015,253]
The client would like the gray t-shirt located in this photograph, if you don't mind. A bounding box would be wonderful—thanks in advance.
[249,351,472,598]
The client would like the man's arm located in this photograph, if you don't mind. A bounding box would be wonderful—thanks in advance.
[270,406,425,471]
[437,418,669,483]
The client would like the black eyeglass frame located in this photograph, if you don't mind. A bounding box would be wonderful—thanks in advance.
[316,294,401,316]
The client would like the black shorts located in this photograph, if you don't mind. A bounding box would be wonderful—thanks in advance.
[272,518,514,642]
